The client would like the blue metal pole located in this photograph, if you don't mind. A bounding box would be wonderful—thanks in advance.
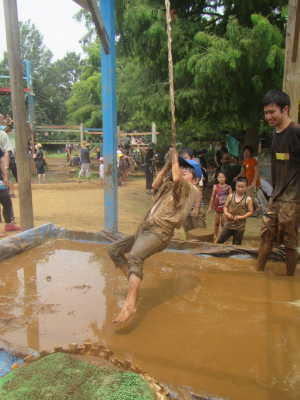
[99,0,118,233]
[24,60,35,125]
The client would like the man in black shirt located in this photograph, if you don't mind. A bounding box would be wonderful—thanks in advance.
[257,90,300,276]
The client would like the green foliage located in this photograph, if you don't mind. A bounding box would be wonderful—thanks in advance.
[66,0,286,148]
[0,20,83,125]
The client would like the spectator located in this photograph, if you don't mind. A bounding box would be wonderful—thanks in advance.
[79,141,91,178]
[34,143,46,183]
[258,89,300,276]
[221,154,241,190]
[208,171,232,242]
[0,128,21,233]
[214,141,228,168]
[241,145,260,191]
[99,157,104,180]
[217,177,253,245]
[144,145,155,194]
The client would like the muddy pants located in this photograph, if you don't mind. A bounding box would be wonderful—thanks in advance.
[257,201,300,275]
[217,227,244,245]
[107,230,169,280]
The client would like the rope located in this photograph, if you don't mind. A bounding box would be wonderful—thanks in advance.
[164,0,176,147]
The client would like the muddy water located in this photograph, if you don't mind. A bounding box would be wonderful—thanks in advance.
[1,240,300,400]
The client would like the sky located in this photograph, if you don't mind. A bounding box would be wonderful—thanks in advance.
[0,0,88,61]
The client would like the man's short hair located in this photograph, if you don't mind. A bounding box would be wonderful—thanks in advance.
[262,90,291,110]
[236,176,248,185]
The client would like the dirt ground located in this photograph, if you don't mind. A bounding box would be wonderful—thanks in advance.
[7,156,262,243]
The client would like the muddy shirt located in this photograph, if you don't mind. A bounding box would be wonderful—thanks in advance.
[140,177,198,242]
[224,193,249,231]
[271,123,300,203]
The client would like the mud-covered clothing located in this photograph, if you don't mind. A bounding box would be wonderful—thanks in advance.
[108,177,198,279]
[271,122,300,203]
[213,184,231,213]
[140,178,198,242]
[224,192,250,231]
[217,228,244,245]
[108,232,168,280]
[261,201,300,250]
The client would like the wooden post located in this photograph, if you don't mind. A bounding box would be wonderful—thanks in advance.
[3,0,34,229]
[80,122,84,144]
[283,0,300,122]
[151,122,157,145]
[165,0,176,147]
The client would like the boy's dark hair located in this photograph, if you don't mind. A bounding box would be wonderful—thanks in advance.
[243,145,253,155]
[262,90,290,111]
[236,176,248,185]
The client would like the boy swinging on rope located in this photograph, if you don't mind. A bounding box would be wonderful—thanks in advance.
[108,148,201,323]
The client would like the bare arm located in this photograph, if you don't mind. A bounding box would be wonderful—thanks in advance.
[190,189,202,216]
[207,185,216,212]
[171,148,181,182]
[224,194,234,220]
[152,153,172,190]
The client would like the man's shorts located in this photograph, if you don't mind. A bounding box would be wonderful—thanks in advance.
[261,201,300,250]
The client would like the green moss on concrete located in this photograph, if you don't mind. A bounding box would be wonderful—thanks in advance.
[0,353,155,400]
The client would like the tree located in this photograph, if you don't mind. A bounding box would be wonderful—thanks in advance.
[67,0,287,149]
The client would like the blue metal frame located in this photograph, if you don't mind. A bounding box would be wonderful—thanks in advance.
[23,60,35,125]
[99,0,118,233]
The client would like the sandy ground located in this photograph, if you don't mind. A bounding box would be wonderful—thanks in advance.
[7,156,262,243]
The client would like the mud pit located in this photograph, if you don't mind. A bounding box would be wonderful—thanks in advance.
[1,239,300,400]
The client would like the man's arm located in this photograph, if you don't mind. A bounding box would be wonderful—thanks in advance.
[171,148,181,182]
[207,185,216,212]
[190,189,202,216]
[152,151,172,190]
[224,194,234,220]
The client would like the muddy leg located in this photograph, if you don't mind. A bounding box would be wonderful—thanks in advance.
[257,234,273,271]
[286,249,298,276]
[113,274,141,323]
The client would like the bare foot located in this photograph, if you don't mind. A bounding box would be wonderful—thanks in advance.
[113,303,136,324]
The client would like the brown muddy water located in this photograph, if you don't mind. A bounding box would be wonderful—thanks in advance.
[0,239,300,400]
